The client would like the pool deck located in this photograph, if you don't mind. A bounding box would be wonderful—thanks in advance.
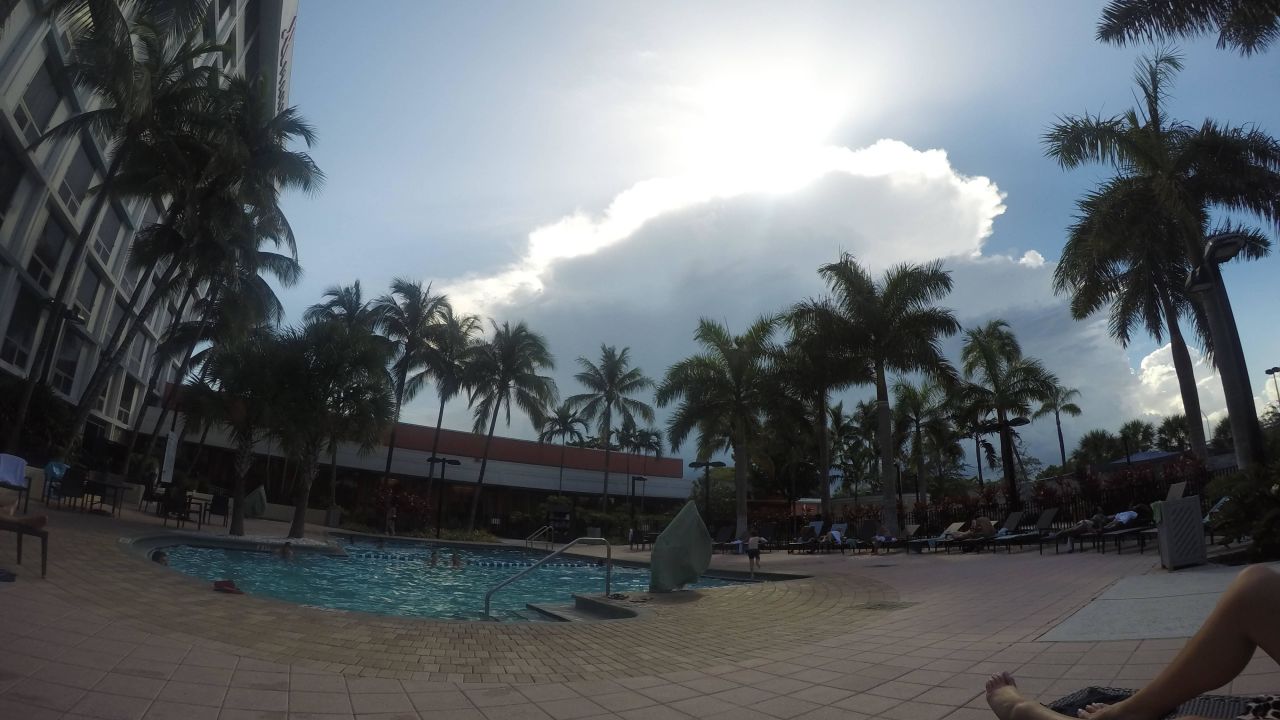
[0,504,1276,720]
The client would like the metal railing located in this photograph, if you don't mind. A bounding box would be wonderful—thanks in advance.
[525,524,554,550]
[484,537,611,619]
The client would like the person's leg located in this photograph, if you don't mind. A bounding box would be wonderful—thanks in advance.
[986,566,1280,720]
[1081,564,1280,720]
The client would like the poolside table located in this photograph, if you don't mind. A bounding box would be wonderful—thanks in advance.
[85,475,131,517]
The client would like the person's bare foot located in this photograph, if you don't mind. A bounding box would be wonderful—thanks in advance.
[986,672,1026,720]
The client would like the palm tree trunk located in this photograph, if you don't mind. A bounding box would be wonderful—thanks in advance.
[328,440,340,509]
[468,406,501,532]
[1162,298,1208,460]
[998,409,1019,507]
[5,149,127,452]
[1194,269,1264,467]
[381,365,407,483]
[731,438,748,540]
[914,420,925,504]
[230,435,253,536]
[815,390,831,519]
[558,442,566,494]
[874,367,897,534]
[289,447,319,538]
[426,395,448,480]
[184,421,211,476]
[67,261,184,443]
[599,406,612,510]
[974,435,984,485]
[1055,410,1067,467]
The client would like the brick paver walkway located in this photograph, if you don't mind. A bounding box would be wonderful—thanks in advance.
[1,505,1276,720]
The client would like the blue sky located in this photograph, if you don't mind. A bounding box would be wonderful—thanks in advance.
[276,1,1280,469]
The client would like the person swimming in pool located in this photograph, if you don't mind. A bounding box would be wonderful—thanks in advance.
[451,551,463,568]
[278,542,294,561]
[428,549,439,567]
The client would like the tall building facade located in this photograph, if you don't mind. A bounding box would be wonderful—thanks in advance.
[0,0,298,442]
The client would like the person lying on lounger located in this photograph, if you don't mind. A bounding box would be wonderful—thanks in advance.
[985,564,1280,720]
[1061,505,1150,553]
[947,517,995,542]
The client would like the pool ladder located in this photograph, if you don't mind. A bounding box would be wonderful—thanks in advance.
[483,537,612,620]
[525,525,554,550]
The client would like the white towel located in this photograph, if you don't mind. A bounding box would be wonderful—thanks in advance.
[0,454,27,489]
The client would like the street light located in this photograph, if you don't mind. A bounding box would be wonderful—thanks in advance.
[426,456,461,539]
[689,460,725,527]
[629,475,647,545]
[1267,367,1280,408]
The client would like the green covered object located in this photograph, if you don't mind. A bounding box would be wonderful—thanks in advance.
[649,501,713,592]
[245,485,267,519]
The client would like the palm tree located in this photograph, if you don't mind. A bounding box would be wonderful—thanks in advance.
[568,345,655,509]
[1034,383,1083,467]
[1073,428,1122,466]
[892,379,947,503]
[5,8,224,451]
[465,321,557,531]
[305,282,394,511]
[782,299,870,517]
[961,320,1057,506]
[1097,0,1280,55]
[657,317,776,539]
[814,254,960,533]
[199,329,277,536]
[1045,49,1280,468]
[421,306,482,484]
[273,320,393,538]
[66,75,321,445]
[373,279,448,484]
[1119,418,1158,456]
[539,401,587,494]
[1157,414,1191,451]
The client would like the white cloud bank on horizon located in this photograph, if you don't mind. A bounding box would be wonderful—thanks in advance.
[411,137,1231,467]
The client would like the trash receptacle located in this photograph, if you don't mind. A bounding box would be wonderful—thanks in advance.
[1158,495,1207,570]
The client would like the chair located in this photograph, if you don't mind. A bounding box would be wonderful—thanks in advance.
[206,494,230,527]
[875,523,920,553]
[948,512,1023,553]
[992,507,1059,553]
[845,519,878,554]
[161,488,194,528]
[0,454,30,514]
[909,522,963,553]
[787,521,825,554]
[711,527,734,553]
[821,522,848,554]
[52,466,87,511]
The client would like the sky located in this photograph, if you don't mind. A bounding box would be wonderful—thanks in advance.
[275,0,1280,474]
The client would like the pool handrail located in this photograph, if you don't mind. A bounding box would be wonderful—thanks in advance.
[525,525,554,550]
[483,537,611,619]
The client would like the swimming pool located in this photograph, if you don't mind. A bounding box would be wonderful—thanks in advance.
[163,538,738,621]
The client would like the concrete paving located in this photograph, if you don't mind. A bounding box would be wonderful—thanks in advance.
[0,501,1276,720]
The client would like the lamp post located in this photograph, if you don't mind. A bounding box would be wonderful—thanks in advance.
[1187,232,1266,468]
[689,460,725,527]
[426,456,460,539]
[978,415,1030,508]
[629,475,646,526]
[1267,367,1280,409]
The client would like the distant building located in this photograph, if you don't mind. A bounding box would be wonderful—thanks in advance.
[0,0,299,442]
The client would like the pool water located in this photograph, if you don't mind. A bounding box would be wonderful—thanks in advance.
[163,539,737,621]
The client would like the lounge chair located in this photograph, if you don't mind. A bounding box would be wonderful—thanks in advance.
[1166,481,1187,501]
[206,494,230,526]
[991,508,1059,553]
[946,512,1023,553]
[787,521,825,554]
[711,527,734,553]
[844,519,879,554]
[909,522,963,553]
[821,522,848,554]
[52,466,87,511]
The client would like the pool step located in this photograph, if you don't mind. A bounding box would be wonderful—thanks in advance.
[524,603,594,622]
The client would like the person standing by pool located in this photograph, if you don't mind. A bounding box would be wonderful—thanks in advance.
[385,497,397,536]
[746,528,764,571]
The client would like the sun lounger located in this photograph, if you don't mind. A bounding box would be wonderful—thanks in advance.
[820,523,848,554]
[943,512,1022,554]
[710,527,734,553]
[787,521,825,554]
[1049,686,1248,720]
[992,508,1059,553]
[908,522,963,553]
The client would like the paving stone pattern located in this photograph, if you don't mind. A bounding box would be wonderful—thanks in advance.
[0,505,1276,720]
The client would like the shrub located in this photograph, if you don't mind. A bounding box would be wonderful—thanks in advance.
[1207,464,1280,560]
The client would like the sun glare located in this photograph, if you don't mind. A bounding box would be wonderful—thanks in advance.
[677,68,848,194]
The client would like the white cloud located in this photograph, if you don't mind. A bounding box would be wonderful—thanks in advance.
[440,139,1006,315]
[1018,250,1046,268]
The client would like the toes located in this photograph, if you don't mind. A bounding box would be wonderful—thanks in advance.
[1001,671,1016,686]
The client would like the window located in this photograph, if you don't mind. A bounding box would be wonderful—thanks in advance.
[27,214,69,290]
[0,139,23,222]
[0,287,42,370]
[50,333,82,396]
[117,377,138,424]
[93,204,123,260]
[94,378,109,412]
[13,63,61,145]
[129,335,147,374]
[216,0,231,18]
[74,267,100,319]
[58,141,94,216]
